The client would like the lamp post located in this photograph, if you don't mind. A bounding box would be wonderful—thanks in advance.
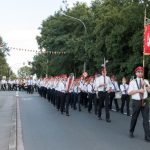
[61,13,87,72]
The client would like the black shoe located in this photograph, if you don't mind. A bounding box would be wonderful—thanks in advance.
[66,113,70,116]
[74,107,77,110]
[106,119,111,123]
[145,137,150,142]
[116,109,120,112]
[79,109,81,112]
[98,117,102,120]
[129,132,134,138]
[120,111,123,114]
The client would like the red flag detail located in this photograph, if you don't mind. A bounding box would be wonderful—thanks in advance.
[144,24,150,55]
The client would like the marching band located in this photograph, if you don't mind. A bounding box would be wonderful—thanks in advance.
[0,66,150,142]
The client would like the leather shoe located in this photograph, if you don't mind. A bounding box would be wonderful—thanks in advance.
[98,117,102,120]
[106,119,111,123]
[66,113,70,116]
[145,137,150,142]
[129,132,134,138]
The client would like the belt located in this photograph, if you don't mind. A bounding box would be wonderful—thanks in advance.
[132,99,147,101]
[98,91,107,93]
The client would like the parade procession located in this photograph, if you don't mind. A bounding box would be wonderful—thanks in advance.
[1,0,150,150]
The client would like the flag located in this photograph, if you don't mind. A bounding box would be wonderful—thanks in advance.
[144,24,150,55]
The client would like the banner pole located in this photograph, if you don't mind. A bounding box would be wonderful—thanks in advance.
[143,8,146,72]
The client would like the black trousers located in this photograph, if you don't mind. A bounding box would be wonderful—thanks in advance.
[88,93,95,113]
[51,89,55,106]
[93,93,99,115]
[78,93,82,111]
[109,92,119,111]
[83,92,88,108]
[73,93,78,110]
[47,88,51,102]
[1,84,6,91]
[65,92,71,115]
[70,92,75,108]
[27,85,32,94]
[56,91,60,110]
[98,91,110,119]
[60,92,66,113]
[130,100,150,138]
[120,94,130,115]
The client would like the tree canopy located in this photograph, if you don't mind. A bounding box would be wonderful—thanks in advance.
[32,0,150,79]
[18,66,32,78]
[0,36,11,79]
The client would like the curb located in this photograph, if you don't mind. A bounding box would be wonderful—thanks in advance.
[16,95,24,150]
[8,92,24,150]
[8,96,17,150]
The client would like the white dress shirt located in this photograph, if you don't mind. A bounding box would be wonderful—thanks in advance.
[128,78,149,100]
[87,83,94,93]
[120,84,129,95]
[58,81,66,93]
[95,75,112,92]
[111,81,120,92]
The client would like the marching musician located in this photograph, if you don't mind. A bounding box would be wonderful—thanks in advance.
[109,75,120,112]
[59,75,67,114]
[95,67,112,122]
[87,76,95,113]
[65,73,74,116]
[128,66,150,142]
[120,76,130,116]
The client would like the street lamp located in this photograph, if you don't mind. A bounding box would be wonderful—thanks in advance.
[61,12,87,72]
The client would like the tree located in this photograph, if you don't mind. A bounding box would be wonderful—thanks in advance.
[33,0,150,78]
[0,36,11,79]
[18,66,32,78]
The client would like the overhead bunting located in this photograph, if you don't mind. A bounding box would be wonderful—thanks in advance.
[7,47,67,55]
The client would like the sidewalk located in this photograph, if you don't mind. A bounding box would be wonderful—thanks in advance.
[0,92,16,150]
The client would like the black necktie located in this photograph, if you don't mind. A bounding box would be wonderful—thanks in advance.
[104,76,106,92]
[139,79,142,89]
[123,84,127,94]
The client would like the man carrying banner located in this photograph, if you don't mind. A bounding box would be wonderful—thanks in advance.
[128,66,150,142]
[65,73,74,116]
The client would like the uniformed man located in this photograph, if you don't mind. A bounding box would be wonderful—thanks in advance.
[65,73,74,116]
[93,73,100,115]
[1,78,6,91]
[109,75,120,112]
[128,66,150,142]
[95,67,112,123]
[120,76,130,116]
[87,76,95,113]
[59,75,67,114]
[27,77,33,94]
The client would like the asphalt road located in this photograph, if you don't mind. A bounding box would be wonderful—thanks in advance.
[0,91,16,150]
[18,91,150,150]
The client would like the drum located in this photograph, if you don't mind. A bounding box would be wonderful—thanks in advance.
[115,91,122,99]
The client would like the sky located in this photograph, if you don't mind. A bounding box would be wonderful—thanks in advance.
[0,0,91,74]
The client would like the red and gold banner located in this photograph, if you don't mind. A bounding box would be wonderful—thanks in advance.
[144,24,150,55]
